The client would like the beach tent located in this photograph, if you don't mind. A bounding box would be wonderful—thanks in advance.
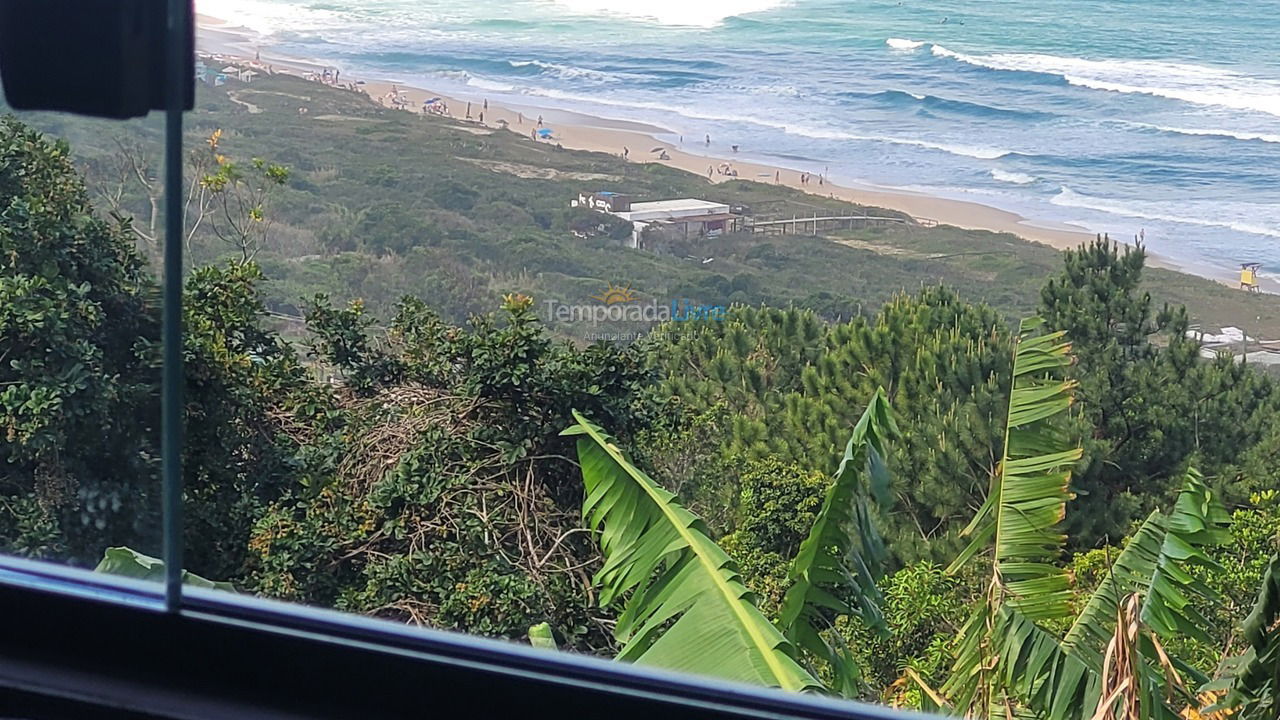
[536,128,554,138]
[424,97,440,105]
[221,66,239,73]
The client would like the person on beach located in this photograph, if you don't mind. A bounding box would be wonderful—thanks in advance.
[732,144,739,153]
[531,129,537,141]
[708,165,713,178]
[537,115,544,127]
[479,111,484,124]
[518,112,523,124]
[705,134,710,146]
[819,175,824,186]
[775,170,780,183]
[483,98,488,110]
[623,147,629,159]
[466,102,472,119]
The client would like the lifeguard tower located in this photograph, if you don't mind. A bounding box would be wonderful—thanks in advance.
[1240,263,1262,292]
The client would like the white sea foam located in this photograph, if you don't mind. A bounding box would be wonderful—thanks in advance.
[526,87,1015,159]
[548,0,789,27]
[990,169,1036,185]
[886,38,925,51]
[1142,124,1280,144]
[467,77,518,92]
[432,70,518,93]
[510,60,628,83]
[198,0,341,35]
[931,45,1280,118]
[864,136,1010,159]
[1051,187,1280,239]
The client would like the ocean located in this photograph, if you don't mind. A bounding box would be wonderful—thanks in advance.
[199,0,1280,278]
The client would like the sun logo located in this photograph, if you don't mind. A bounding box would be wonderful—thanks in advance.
[592,283,638,305]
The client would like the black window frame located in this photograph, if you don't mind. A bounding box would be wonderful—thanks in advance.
[0,555,929,719]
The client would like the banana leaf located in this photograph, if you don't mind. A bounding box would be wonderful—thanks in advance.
[944,317,1083,716]
[1205,554,1280,719]
[1063,470,1229,670]
[94,546,236,591]
[564,411,821,692]
[777,386,896,696]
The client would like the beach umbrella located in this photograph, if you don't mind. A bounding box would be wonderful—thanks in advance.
[424,97,440,104]
[536,128,553,137]
[221,66,239,73]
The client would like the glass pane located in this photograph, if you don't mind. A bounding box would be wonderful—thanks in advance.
[0,101,164,576]
[175,0,1280,714]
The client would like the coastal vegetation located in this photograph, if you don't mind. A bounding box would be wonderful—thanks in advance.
[1,72,1279,719]
[21,73,1280,339]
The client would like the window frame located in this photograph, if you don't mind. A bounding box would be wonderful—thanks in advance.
[0,555,926,719]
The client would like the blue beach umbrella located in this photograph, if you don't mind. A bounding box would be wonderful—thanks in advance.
[536,127,554,138]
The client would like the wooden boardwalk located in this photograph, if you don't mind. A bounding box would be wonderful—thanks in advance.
[747,214,937,236]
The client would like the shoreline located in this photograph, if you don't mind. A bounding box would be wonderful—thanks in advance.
[195,14,1273,293]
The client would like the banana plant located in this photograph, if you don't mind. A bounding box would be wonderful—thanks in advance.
[563,389,898,693]
[918,469,1233,720]
[1063,469,1229,664]
[94,546,236,591]
[1043,470,1229,720]
[941,317,1084,718]
[777,386,897,697]
[932,316,1233,720]
[1204,554,1280,719]
[563,410,822,691]
[528,622,558,650]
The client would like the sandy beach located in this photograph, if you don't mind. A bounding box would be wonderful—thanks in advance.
[196,14,1268,291]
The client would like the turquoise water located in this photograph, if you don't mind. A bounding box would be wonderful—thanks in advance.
[201,0,1280,277]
